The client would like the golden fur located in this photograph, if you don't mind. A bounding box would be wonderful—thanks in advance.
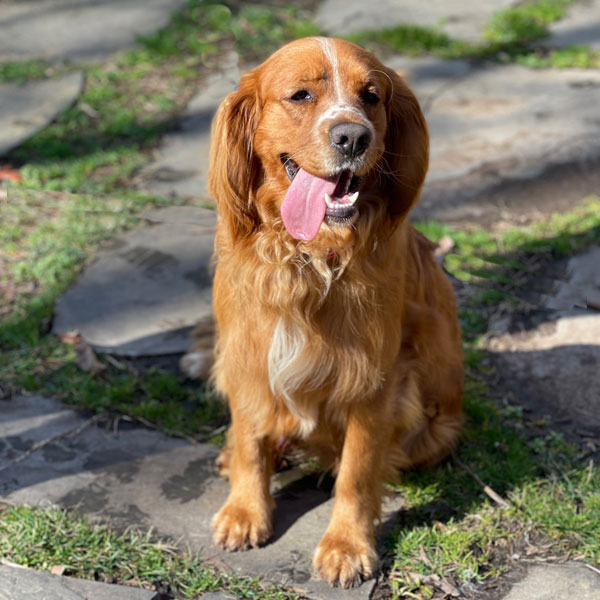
[207,37,463,588]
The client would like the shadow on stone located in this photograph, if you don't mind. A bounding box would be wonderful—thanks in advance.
[270,473,334,544]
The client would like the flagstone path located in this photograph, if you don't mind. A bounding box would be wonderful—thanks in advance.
[0,0,187,63]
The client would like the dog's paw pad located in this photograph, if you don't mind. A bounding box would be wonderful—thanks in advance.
[313,533,378,588]
[212,503,271,551]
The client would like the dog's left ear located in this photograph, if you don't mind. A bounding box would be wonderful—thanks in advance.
[208,69,263,242]
[381,68,429,219]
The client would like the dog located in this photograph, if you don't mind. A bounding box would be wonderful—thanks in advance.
[206,37,463,588]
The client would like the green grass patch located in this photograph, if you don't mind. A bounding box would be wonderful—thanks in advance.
[347,24,473,59]
[483,0,576,45]
[0,60,53,83]
[0,504,300,599]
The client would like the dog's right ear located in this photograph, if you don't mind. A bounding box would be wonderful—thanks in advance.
[208,70,262,242]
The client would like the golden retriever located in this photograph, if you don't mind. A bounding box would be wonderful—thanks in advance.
[206,37,463,588]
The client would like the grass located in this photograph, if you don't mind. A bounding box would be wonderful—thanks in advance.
[0,60,53,83]
[347,0,600,69]
[0,504,302,599]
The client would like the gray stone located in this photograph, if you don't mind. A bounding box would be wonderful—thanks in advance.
[138,63,241,202]
[501,563,600,600]
[315,0,516,42]
[52,207,217,356]
[545,0,600,51]
[485,246,600,442]
[383,57,600,225]
[0,73,83,157]
[0,0,187,63]
[0,395,403,599]
[0,563,157,600]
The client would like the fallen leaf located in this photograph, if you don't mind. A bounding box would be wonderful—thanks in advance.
[78,102,100,119]
[434,235,455,262]
[438,577,461,597]
[0,166,22,183]
[50,565,65,576]
[60,330,82,345]
[75,340,106,374]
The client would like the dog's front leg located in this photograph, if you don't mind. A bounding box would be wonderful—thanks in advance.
[313,397,393,587]
[212,397,274,550]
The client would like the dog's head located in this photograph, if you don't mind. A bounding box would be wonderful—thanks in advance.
[209,37,428,248]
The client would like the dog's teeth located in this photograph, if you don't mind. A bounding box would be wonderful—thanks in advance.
[348,191,359,205]
[325,193,337,208]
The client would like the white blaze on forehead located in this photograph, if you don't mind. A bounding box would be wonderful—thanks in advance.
[315,37,344,103]
[313,37,373,133]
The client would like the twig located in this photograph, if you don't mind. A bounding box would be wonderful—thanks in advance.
[452,452,510,508]
[121,415,227,445]
[0,414,103,474]
[585,563,600,577]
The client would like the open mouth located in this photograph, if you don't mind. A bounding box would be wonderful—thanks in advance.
[282,156,362,225]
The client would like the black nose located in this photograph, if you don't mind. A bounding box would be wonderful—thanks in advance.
[329,122,372,158]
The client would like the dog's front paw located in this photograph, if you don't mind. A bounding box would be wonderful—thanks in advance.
[313,531,378,588]
[212,501,272,551]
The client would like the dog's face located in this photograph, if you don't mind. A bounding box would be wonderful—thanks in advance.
[209,37,429,246]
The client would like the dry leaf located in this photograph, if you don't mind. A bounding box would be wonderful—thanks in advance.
[78,102,100,119]
[60,330,82,345]
[438,577,460,597]
[0,166,22,183]
[75,340,106,374]
[434,235,455,261]
[50,565,65,576]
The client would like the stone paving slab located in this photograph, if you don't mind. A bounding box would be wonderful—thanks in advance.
[501,563,600,600]
[0,72,83,157]
[315,0,516,42]
[1,395,403,599]
[386,57,600,224]
[138,61,240,201]
[545,0,600,51]
[52,207,217,356]
[0,0,187,63]
[0,563,157,600]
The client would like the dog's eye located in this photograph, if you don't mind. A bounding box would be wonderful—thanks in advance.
[290,90,312,102]
[361,90,380,105]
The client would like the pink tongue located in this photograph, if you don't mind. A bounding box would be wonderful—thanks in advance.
[281,168,339,241]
